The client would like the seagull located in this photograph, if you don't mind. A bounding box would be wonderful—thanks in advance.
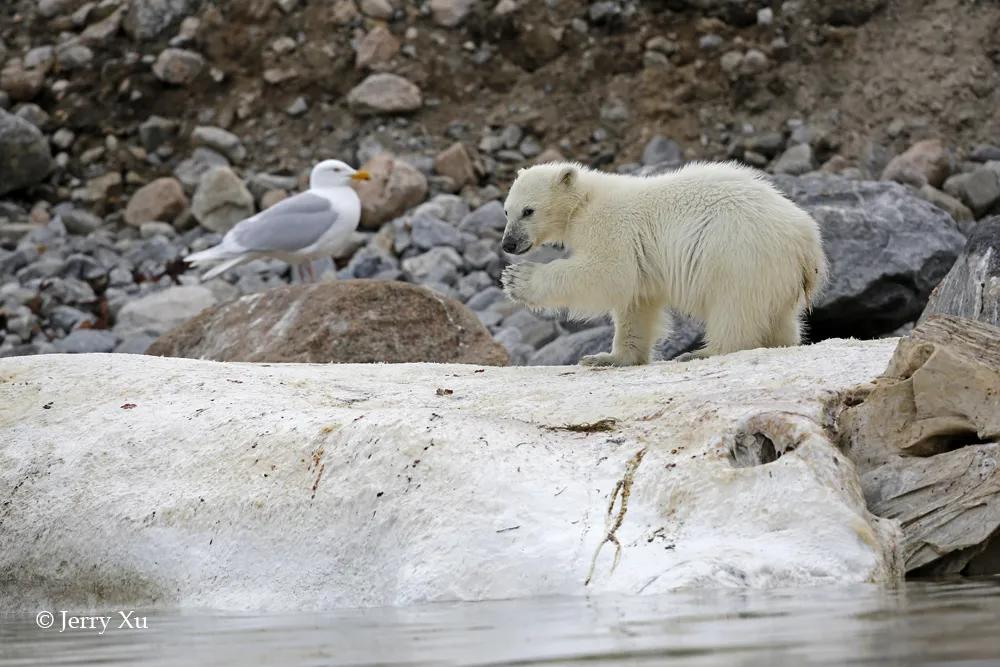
[185,159,370,282]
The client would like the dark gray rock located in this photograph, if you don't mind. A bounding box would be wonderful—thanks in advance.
[341,245,399,279]
[0,247,38,275]
[40,277,96,304]
[61,253,106,281]
[0,109,54,196]
[401,246,463,284]
[53,329,120,354]
[659,312,705,360]
[14,103,49,129]
[466,286,506,311]
[59,208,103,235]
[773,174,967,339]
[530,325,614,365]
[410,214,465,251]
[17,256,65,281]
[970,145,1000,163]
[48,305,95,332]
[942,164,1000,218]
[139,115,180,152]
[920,216,1000,328]
[456,271,494,302]
[502,309,560,348]
[463,238,499,271]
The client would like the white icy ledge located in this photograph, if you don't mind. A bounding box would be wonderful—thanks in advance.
[0,339,902,611]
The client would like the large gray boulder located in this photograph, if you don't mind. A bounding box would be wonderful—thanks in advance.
[920,216,1000,328]
[773,174,966,339]
[0,109,53,196]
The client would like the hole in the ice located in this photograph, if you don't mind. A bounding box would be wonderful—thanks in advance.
[729,432,782,468]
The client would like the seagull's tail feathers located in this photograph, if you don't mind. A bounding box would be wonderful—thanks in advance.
[200,255,250,281]
[185,243,235,266]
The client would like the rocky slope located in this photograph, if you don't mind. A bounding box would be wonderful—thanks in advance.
[1,0,999,360]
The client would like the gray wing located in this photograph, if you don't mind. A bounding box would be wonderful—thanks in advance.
[230,192,338,252]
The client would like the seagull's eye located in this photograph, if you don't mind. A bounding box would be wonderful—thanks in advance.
[522,207,534,218]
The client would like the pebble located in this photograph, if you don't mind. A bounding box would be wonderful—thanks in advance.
[347,73,422,115]
[59,208,102,235]
[772,143,815,175]
[124,177,188,226]
[152,48,205,85]
[191,126,247,163]
[641,135,682,166]
[191,166,255,233]
[699,34,723,50]
[285,97,309,116]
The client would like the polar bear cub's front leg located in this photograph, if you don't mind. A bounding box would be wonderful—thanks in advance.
[501,257,621,313]
[580,297,665,367]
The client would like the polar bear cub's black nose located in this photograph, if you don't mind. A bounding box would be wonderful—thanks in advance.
[502,238,518,253]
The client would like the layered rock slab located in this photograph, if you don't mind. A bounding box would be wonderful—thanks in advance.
[839,316,1000,574]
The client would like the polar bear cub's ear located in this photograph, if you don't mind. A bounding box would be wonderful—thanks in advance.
[557,165,577,187]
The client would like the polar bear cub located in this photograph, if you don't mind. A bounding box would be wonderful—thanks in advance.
[500,161,827,366]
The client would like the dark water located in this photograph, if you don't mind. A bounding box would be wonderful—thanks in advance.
[3,580,1000,666]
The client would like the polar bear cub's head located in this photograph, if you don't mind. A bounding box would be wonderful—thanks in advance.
[501,162,583,255]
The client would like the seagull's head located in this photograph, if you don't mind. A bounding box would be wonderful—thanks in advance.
[310,160,370,189]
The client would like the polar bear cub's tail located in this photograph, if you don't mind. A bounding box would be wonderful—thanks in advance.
[799,226,828,313]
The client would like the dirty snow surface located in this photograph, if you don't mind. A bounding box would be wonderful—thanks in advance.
[0,338,901,611]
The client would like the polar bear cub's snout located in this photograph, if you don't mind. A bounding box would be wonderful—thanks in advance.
[498,160,828,367]
[500,224,532,255]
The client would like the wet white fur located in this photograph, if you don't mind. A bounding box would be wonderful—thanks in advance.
[500,161,828,366]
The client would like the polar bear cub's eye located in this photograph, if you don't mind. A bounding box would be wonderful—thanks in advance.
[522,207,535,218]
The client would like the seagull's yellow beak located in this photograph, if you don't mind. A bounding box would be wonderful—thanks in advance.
[351,171,371,181]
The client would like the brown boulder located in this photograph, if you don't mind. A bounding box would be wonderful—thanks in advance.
[147,280,509,365]
[881,138,950,188]
[346,73,422,115]
[353,153,428,229]
[433,142,477,191]
[124,177,188,226]
[355,25,400,69]
[1,60,45,102]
